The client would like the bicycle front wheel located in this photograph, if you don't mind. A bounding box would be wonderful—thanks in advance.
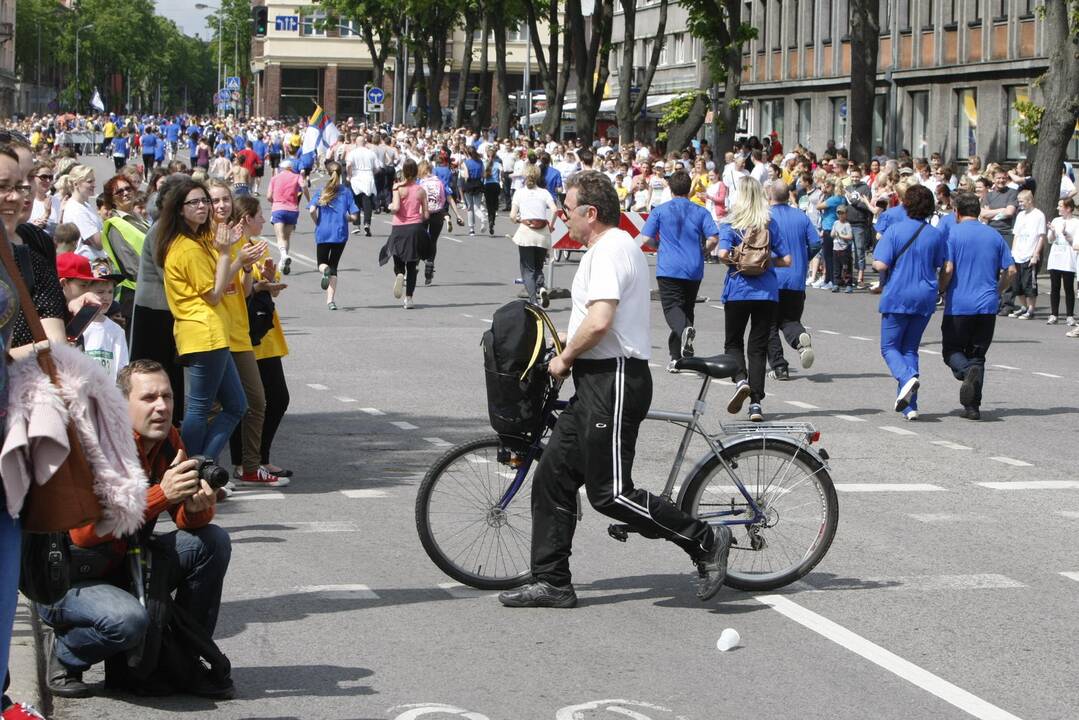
[415,436,536,590]
[679,438,838,591]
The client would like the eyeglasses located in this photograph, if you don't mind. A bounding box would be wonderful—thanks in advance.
[114,186,134,196]
[0,184,32,196]
[183,197,211,207]
[35,174,53,182]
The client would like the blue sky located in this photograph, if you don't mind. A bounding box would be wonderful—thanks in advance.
[155,0,215,39]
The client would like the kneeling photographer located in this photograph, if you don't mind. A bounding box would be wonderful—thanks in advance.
[38,359,232,700]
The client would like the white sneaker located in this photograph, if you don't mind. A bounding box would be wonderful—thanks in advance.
[1017,310,1032,320]
[895,376,920,412]
[1046,315,1058,325]
[1067,326,1079,338]
[904,410,919,421]
[1008,308,1025,318]
[404,296,414,309]
[797,332,814,369]
[1067,316,1076,326]
[393,273,405,299]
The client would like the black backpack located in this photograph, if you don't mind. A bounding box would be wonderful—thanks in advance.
[481,300,563,450]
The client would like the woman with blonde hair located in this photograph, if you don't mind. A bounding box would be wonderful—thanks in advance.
[308,161,358,310]
[58,164,106,263]
[716,176,792,422]
[509,163,558,307]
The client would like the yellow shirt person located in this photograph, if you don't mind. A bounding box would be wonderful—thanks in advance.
[164,233,232,356]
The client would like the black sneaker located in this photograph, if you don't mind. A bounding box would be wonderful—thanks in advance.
[364,225,372,237]
[962,405,981,421]
[539,287,550,309]
[48,642,91,698]
[748,403,764,422]
[727,381,751,414]
[498,580,578,608]
[697,525,733,601]
[959,364,982,408]
[281,257,291,275]
[680,326,696,358]
[320,267,331,290]
[769,366,790,381]
[187,672,236,700]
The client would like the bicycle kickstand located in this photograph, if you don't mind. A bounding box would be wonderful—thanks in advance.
[608,524,637,542]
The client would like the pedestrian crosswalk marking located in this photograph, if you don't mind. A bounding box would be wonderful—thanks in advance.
[909,513,990,522]
[360,407,385,415]
[335,396,357,403]
[307,383,329,391]
[849,335,873,341]
[988,456,1033,467]
[818,330,840,335]
[709,304,724,310]
[785,400,819,410]
[340,489,390,498]
[978,480,1079,490]
[1060,572,1079,582]
[232,491,286,500]
[832,414,866,422]
[438,582,498,599]
[992,364,1019,370]
[805,573,1025,591]
[424,437,452,447]
[931,440,972,450]
[297,584,379,599]
[835,483,946,492]
[919,348,941,355]
[480,319,493,324]
[1033,371,1062,379]
[390,421,419,430]
[879,425,917,436]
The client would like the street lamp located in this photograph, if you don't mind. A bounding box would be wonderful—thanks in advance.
[75,23,94,111]
[195,3,223,99]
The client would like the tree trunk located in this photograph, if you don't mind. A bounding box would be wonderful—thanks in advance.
[427,32,447,129]
[410,48,428,127]
[454,13,477,129]
[616,0,669,145]
[524,0,568,138]
[567,0,613,146]
[493,16,512,138]
[476,14,492,130]
[363,29,387,92]
[1031,0,1079,218]
[712,0,743,154]
[848,0,880,165]
[665,80,710,154]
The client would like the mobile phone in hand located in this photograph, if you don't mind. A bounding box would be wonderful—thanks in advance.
[65,304,99,343]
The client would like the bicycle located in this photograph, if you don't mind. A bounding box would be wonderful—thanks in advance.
[415,353,838,592]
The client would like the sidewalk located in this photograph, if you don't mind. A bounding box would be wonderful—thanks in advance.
[6,595,49,718]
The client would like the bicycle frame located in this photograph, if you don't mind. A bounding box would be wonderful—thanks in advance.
[495,374,825,530]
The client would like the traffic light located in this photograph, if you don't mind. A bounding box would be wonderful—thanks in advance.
[253,6,268,37]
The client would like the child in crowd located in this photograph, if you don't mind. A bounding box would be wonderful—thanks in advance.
[56,252,130,381]
[831,205,854,293]
[53,222,80,254]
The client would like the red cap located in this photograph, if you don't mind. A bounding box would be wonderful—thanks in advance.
[56,253,124,282]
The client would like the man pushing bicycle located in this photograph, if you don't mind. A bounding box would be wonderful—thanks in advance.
[497,171,732,609]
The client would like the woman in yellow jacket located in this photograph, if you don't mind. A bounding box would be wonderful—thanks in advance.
[156,176,265,460]
[232,195,293,479]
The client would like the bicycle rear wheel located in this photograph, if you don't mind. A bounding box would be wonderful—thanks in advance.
[415,436,536,590]
[679,438,838,591]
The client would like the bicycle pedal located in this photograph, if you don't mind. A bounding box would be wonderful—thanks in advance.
[607,524,630,542]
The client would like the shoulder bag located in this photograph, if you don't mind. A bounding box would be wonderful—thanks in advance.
[871,222,927,295]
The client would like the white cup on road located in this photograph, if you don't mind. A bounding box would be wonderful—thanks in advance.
[716,628,741,652]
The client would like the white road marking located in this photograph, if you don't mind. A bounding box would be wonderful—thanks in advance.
[461,313,474,318]
[988,456,1033,467]
[390,421,419,430]
[908,513,990,523]
[297,584,379,599]
[306,383,328,391]
[335,396,357,403]
[278,521,364,533]
[465,454,490,464]
[423,437,452,447]
[992,364,1019,370]
[785,400,819,410]
[978,481,1079,490]
[648,362,660,368]
[480,318,493,324]
[231,492,285,501]
[289,252,318,268]
[835,483,946,492]
[360,407,385,415]
[931,440,972,450]
[390,704,491,720]
[920,348,941,355]
[849,335,873,341]
[445,236,464,243]
[832,414,866,422]
[555,700,674,720]
[340,489,390,498]
[1033,371,1062,379]
[1055,511,1079,519]
[810,574,1025,591]
[1060,572,1079,582]
[879,425,918,436]
[818,329,841,335]
[709,304,724,310]
[711,378,734,386]
[758,595,1026,720]
[437,582,498,599]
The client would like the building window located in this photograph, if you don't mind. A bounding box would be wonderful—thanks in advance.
[900,0,911,31]
[821,0,832,41]
[338,19,360,37]
[760,0,768,51]
[773,0,783,50]
[1020,0,1036,16]
[969,0,982,24]
[1006,86,1031,160]
[1069,127,1079,162]
[923,0,935,28]
[956,88,977,160]
[910,90,930,158]
[880,0,891,33]
[796,98,812,149]
[300,11,326,36]
[675,34,687,63]
[992,0,1007,20]
[942,0,956,24]
[760,98,784,139]
[873,94,887,152]
[831,96,848,148]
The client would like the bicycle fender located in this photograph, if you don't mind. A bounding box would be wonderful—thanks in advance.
[675,434,826,508]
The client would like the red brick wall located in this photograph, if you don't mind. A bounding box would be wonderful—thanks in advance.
[324,65,338,116]
[264,64,281,117]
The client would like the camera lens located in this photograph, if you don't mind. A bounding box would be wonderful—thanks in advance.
[200,463,231,490]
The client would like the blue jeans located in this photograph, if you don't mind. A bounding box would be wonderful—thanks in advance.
[880,312,931,411]
[38,525,231,672]
[0,489,20,685]
[182,348,247,460]
[850,223,870,271]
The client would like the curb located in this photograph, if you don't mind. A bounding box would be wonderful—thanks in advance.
[7,595,51,718]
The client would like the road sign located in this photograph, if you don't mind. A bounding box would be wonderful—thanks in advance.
[275,15,298,32]
[226,76,241,91]
[218,89,230,101]
[364,85,384,114]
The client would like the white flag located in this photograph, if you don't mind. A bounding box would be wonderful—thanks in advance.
[90,88,105,112]
[321,121,340,150]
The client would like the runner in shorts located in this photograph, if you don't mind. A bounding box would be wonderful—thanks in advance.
[267,159,309,275]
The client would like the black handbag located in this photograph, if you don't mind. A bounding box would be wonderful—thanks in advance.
[18,532,70,605]
[247,290,275,345]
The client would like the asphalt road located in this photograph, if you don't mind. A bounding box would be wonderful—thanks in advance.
[53,156,1078,720]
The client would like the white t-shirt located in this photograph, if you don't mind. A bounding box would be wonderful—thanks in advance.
[62,199,103,241]
[1047,216,1079,272]
[346,146,380,195]
[1011,208,1046,264]
[82,317,129,381]
[567,228,651,361]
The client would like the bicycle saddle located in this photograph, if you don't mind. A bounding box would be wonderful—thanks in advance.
[673,353,740,379]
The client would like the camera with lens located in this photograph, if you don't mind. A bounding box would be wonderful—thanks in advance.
[189,456,231,489]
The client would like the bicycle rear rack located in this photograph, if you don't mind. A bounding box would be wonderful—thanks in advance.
[718,421,819,442]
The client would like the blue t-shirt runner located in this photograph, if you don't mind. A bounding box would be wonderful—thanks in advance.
[641,197,720,282]
[944,220,1014,316]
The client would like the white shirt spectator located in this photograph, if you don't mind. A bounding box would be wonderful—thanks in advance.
[1011,207,1047,264]
[1047,216,1079,273]
[82,317,129,382]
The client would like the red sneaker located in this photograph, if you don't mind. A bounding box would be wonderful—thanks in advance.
[238,467,289,487]
[3,702,47,720]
